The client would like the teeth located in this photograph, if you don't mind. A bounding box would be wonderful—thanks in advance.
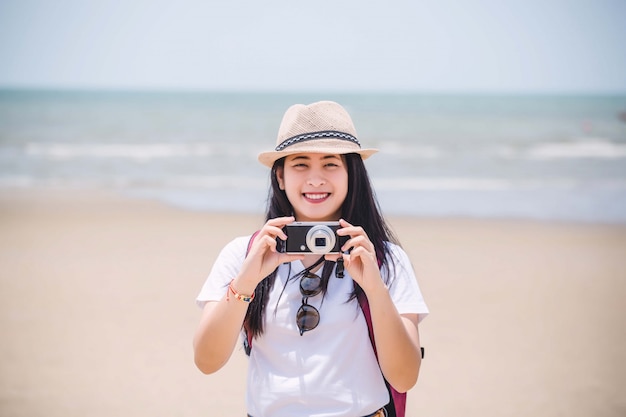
[305,193,328,200]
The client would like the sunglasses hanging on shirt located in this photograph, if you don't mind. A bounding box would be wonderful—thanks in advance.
[294,256,345,336]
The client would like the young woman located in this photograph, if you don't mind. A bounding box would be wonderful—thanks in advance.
[193,101,428,417]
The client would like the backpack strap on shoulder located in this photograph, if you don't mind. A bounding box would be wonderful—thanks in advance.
[246,230,260,255]
[357,253,423,417]
[357,291,404,417]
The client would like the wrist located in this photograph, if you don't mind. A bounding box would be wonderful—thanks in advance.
[231,274,259,295]
[227,279,255,303]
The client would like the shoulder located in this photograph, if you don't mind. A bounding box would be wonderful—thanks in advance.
[196,234,256,307]
[228,235,254,250]
[381,241,429,319]
[221,235,254,256]
[383,241,411,265]
[381,241,415,284]
[213,235,256,266]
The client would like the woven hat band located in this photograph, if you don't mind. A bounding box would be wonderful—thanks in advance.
[275,130,361,151]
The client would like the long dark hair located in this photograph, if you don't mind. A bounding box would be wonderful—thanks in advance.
[243,153,399,339]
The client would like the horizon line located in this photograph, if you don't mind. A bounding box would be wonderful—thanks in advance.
[2,85,626,97]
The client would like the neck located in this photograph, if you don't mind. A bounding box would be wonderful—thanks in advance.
[301,255,325,272]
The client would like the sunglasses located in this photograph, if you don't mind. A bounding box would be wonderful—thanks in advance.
[296,271,322,336]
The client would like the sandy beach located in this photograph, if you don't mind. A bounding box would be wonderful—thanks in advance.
[1,188,625,417]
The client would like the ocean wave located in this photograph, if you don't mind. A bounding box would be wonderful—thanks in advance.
[160,176,267,189]
[20,139,626,163]
[373,177,626,191]
[4,174,625,192]
[374,177,511,190]
[524,139,626,160]
[0,175,148,188]
[24,143,218,160]
[371,139,626,161]
[0,175,268,189]
[377,142,442,159]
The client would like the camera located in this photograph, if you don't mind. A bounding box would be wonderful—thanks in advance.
[281,222,349,254]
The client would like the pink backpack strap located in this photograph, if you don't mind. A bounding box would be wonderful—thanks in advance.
[246,230,260,255]
[357,291,406,417]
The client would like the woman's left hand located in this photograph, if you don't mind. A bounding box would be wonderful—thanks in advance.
[334,219,383,293]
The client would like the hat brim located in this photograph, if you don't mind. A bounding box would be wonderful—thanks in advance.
[258,147,378,168]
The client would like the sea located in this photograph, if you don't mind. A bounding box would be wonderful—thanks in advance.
[1,89,626,223]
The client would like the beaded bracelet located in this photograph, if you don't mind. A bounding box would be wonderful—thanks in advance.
[227,280,255,303]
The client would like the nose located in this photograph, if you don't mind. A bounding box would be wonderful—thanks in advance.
[307,172,326,187]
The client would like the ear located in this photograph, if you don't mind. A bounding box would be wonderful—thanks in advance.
[276,166,285,190]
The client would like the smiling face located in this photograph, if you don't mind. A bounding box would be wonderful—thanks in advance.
[276,153,349,222]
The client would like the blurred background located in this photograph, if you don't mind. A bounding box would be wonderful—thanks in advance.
[1,0,625,223]
[1,2,626,417]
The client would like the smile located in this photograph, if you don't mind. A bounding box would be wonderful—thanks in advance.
[304,193,329,202]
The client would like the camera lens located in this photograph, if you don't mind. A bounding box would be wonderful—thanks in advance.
[305,225,336,254]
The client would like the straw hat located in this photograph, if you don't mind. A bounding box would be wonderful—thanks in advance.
[258,101,378,167]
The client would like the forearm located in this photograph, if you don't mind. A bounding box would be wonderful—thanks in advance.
[366,284,422,392]
[193,284,252,374]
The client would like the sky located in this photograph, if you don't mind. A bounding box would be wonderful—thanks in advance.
[1,0,625,93]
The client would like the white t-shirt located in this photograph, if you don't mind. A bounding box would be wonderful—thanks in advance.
[196,236,429,417]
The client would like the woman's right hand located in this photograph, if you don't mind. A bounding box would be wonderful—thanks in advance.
[236,216,304,290]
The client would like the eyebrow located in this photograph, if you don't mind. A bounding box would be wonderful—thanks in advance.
[289,154,341,161]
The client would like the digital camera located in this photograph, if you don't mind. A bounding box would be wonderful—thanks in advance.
[281,222,349,254]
